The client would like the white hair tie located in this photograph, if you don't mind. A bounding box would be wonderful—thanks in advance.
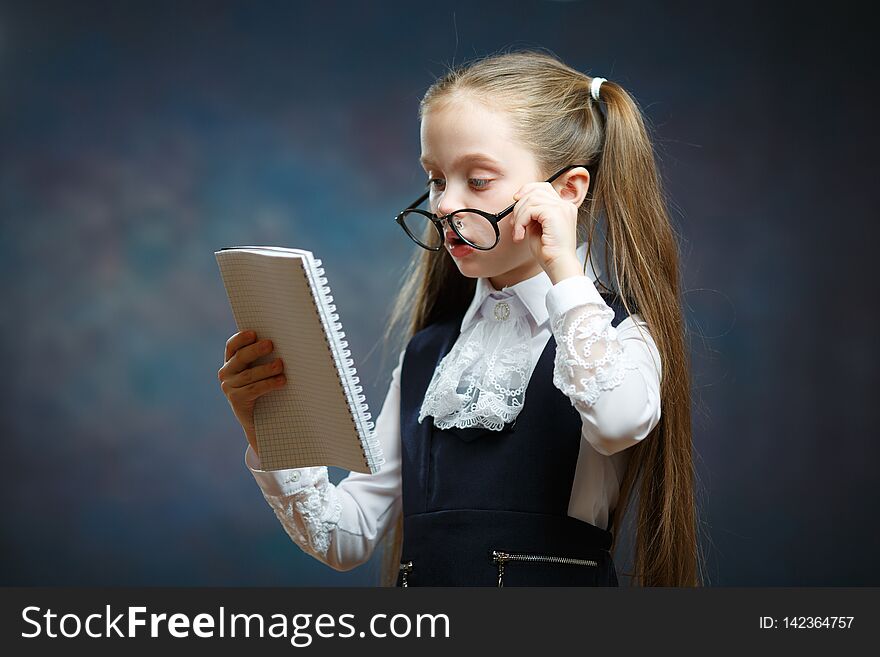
[590,77,607,101]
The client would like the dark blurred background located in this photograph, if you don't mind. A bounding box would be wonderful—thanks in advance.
[1,0,877,586]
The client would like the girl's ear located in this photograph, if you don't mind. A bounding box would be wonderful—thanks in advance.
[554,167,591,206]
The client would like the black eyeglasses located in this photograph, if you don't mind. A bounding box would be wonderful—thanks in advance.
[395,163,591,251]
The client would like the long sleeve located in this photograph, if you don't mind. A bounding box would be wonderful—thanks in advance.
[545,275,662,457]
[244,348,405,572]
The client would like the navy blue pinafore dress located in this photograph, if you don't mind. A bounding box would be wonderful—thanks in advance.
[395,289,632,587]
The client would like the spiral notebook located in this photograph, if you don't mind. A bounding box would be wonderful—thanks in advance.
[215,245,383,474]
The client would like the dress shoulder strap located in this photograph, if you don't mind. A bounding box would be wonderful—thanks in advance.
[598,288,640,328]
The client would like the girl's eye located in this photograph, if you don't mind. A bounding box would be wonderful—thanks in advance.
[426,178,491,190]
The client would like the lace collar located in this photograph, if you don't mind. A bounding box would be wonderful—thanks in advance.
[418,242,599,431]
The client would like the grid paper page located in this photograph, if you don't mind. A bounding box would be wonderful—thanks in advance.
[216,248,376,473]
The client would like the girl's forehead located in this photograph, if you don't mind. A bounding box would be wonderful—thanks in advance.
[420,101,516,167]
[421,99,509,137]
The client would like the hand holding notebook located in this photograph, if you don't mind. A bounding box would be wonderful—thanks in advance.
[215,246,384,475]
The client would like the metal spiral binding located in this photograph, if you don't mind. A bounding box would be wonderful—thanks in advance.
[308,256,384,474]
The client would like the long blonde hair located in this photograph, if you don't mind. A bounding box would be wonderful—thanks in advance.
[376,49,702,587]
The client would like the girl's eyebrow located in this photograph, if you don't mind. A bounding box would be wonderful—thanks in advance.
[419,152,503,169]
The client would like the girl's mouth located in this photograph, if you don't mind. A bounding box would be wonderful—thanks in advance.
[446,237,475,257]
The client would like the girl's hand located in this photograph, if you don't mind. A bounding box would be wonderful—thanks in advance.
[510,182,582,281]
[218,330,287,454]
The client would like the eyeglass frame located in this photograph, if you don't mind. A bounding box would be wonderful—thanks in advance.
[394,163,592,251]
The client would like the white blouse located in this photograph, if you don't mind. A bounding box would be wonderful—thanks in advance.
[244,241,663,572]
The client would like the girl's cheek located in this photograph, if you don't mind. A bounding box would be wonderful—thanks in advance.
[499,217,516,242]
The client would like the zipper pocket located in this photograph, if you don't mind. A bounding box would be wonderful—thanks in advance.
[490,550,599,587]
[398,560,413,587]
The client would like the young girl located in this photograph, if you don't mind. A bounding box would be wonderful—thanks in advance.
[219,50,699,587]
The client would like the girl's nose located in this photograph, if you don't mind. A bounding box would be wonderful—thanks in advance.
[436,204,456,219]
[435,195,463,219]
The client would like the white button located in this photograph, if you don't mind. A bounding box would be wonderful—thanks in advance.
[289,471,301,483]
[493,301,511,321]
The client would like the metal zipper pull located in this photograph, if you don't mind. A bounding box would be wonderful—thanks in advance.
[491,549,599,587]
[491,550,509,587]
[399,560,413,587]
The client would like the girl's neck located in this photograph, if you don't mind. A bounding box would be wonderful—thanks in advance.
[488,258,544,291]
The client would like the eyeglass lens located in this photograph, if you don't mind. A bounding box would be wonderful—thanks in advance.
[400,210,497,250]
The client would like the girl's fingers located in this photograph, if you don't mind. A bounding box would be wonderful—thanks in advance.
[239,339,274,367]
[220,337,275,378]
[511,199,555,242]
[224,330,257,363]
[510,185,563,241]
[225,358,285,391]
[228,372,287,403]
[510,195,533,241]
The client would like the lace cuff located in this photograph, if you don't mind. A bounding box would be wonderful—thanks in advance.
[261,466,344,560]
[244,445,343,560]
[546,276,641,408]
[245,444,326,497]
